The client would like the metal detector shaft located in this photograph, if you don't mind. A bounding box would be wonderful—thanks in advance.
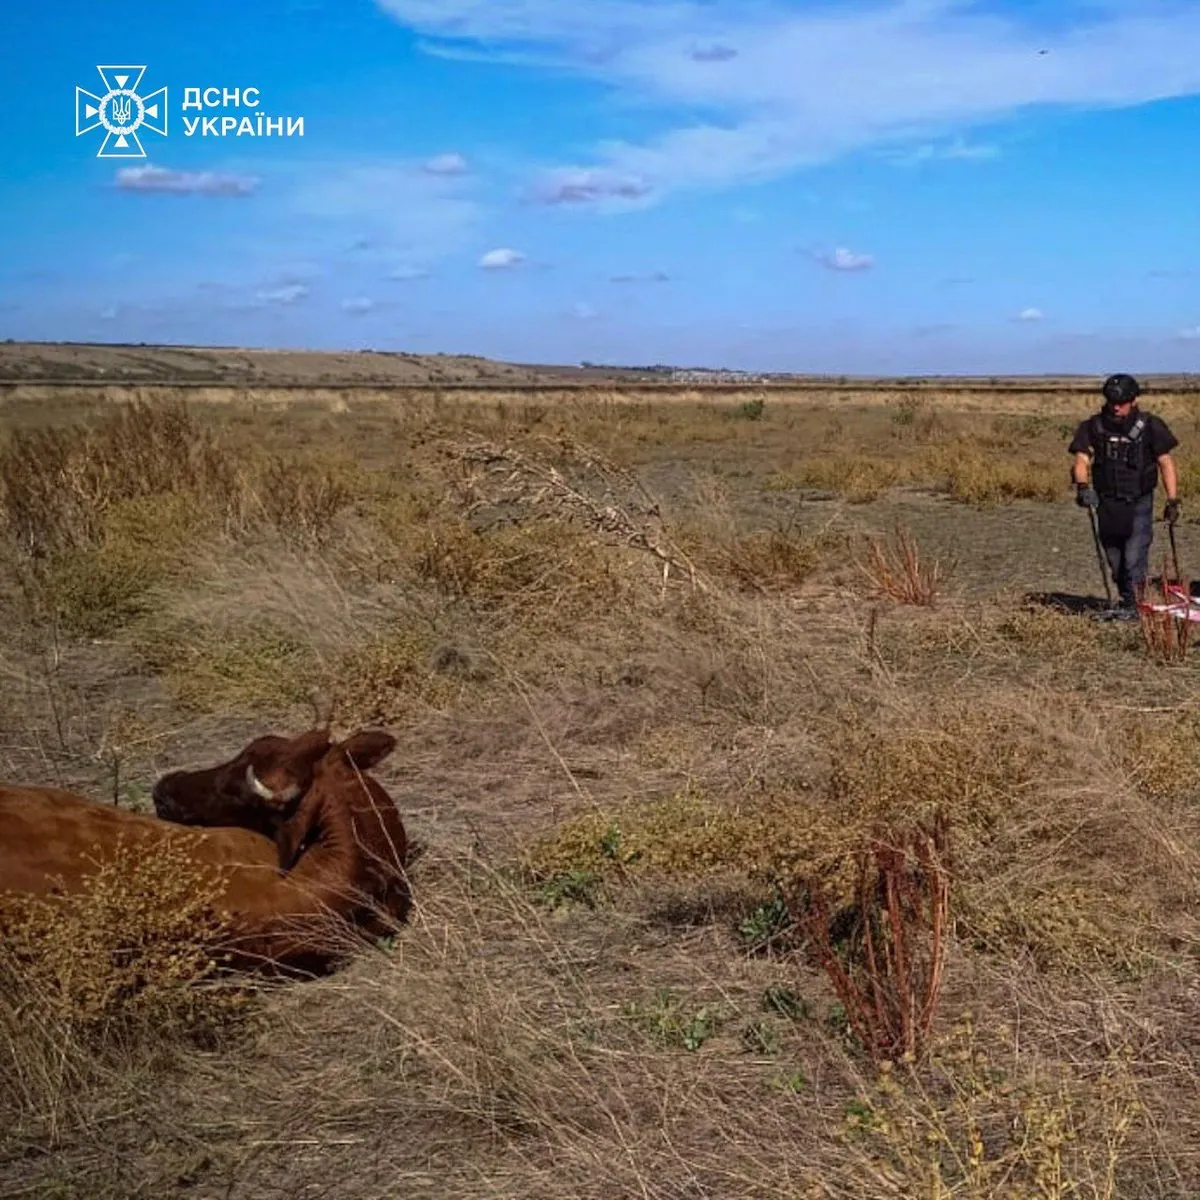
[1168,519,1183,584]
[1087,506,1114,605]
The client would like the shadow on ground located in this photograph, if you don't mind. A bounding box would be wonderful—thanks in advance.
[1023,591,1111,615]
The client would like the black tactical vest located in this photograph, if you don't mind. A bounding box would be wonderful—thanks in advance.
[1090,413,1158,500]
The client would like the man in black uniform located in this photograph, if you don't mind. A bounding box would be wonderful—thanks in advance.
[1068,373,1180,619]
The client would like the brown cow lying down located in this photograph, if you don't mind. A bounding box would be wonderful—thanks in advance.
[151,726,334,842]
[0,730,410,979]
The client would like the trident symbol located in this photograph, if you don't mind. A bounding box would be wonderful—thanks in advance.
[76,66,168,159]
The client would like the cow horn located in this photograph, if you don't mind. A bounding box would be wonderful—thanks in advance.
[246,764,277,801]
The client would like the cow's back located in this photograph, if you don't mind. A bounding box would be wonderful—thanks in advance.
[0,786,281,899]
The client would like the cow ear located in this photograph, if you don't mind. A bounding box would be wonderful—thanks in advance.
[338,729,397,771]
[289,726,334,766]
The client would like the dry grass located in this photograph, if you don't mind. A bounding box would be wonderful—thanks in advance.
[0,836,255,1147]
[858,521,950,606]
[4,387,1200,1197]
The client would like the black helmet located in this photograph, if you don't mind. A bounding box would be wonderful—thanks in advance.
[1102,373,1141,407]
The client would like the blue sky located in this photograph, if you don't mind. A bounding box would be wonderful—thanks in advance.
[3,0,1199,374]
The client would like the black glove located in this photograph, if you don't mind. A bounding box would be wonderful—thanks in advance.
[1164,498,1181,525]
[1076,484,1099,509]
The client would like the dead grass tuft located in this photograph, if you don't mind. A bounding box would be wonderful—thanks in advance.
[858,522,950,606]
[135,617,320,714]
[789,456,909,503]
[682,523,845,594]
[1,836,254,1141]
[925,442,1063,506]
[0,400,238,558]
[837,1013,1145,1199]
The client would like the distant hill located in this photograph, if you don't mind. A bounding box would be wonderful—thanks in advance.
[0,341,1195,392]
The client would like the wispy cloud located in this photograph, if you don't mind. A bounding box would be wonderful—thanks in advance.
[377,0,1200,201]
[813,246,874,272]
[912,322,958,339]
[341,296,376,315]
[422,151,469,176]
[388,264,432,281]
[1178,325,1200,341]
[291,159,482,260]
[256,284,309,306]
[571,301,600,320]
[115,164,260,196]
[889,136,1000,166]
[479,247,526,270]
[690,43,737,63]
[610,270,670,283]
[1016,306,1044,322]
[530,166,653,206]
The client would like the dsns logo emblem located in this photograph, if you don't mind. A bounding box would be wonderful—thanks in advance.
[75,66,167,158]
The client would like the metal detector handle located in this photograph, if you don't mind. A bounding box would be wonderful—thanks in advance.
[1087,505,1114,605]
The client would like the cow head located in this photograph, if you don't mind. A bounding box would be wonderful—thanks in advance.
[151,727,333,838]
[274,729,409,924]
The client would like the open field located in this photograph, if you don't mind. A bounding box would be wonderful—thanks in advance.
[3,346,1200,1198]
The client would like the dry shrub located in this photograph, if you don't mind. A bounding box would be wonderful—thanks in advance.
[996,606,1102,658]
[525,710,1042,1064]
[446,432,706,591]
[23,492,204,637]
[858,523,949,606]
[683,525,844,594]
[135,617,320,714]
[822,706,1169,969]
[0,836,254,1137]
[890,396,946,442]
[415,518,639,627]
[925,443,1062,505]
[1119,712,1200,805]
[236,450,368,546]
[331,625,474,726]
[835,1014,1144,1199]
[0,400,238,557]
[791,456,908,503]
[786,812,950,1063]
[526,699,1183,973]
[526,707,1047,897]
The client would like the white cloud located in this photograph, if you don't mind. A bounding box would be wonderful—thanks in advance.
[115,165,260,196]
[98,305,119,320]
[422,151,470,175]
[890,136,1001,166]
[479,247,526,270]
[256,284,309,306]
[1178,325,1200,340]
[530,166,654,206]
[571,301,600,319]
[376,0,1200,200]
[1017,307,1044,321]
[341,297,376,315]
[814,247,874,272]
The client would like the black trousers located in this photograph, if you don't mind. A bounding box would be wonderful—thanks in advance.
[1097,492,1156,606]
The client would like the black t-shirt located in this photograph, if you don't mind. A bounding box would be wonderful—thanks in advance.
[1068,409,1179,460]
